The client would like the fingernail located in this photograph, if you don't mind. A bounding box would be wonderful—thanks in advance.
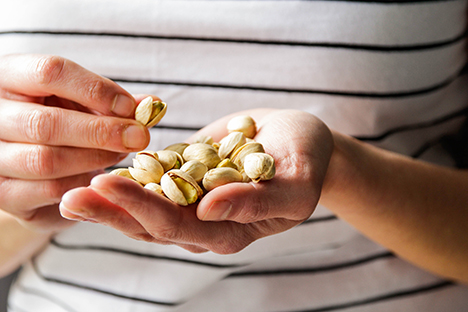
[202,200,232,221]
[111,94,135,117]
[122,124,147,149]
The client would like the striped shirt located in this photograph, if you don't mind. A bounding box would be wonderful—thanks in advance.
[2,0,468,311]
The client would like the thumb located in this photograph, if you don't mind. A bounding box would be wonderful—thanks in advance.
[197,179,317,223]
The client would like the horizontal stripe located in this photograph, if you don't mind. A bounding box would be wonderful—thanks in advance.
[110,71,460,99]
[228,251,394,277]
[1,29,466,51]
[285,281,454,312]
[31,258,180,306]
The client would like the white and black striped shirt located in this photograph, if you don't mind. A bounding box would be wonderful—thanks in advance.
[2,0,468,311]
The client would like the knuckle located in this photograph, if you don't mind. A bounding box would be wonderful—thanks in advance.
[22,145,56,177]
[32,55,66,86]
[237,201,269,223]
[42,179,67,202]
[83,79,108,102]
[22,108,58,144]
[86,118,112,147]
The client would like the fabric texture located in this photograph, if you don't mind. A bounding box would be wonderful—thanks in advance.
[2,0,468,311]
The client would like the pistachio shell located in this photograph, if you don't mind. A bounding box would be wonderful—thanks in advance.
[180,160,208,183]
[182,143,221,169]
[216,158,238,170]
[130,153,164,184]
[144,182,164,195]
[227,115,257,139]
[109,168,134,179]
[202,167,243,192]
[230,142,265,169]
[160,169,203,206]
[193,135,213,145]
[156,150,184,172]
[218,132,246,160]
[164,142,189,155]
[243,153,276,182]
[135,96,167,128]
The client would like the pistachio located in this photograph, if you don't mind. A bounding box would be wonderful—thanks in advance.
[227,115,257,139]
[243,153,276,182]
[129,152,164,184]
[164,142,189,156]
[216,158,238,170]
[182,143,221,169]
[160,169,203,206]
[218,132,246,160]
[156,150,184,172]
[230,142,265,169]
[193,135,213,145]
[144,182,164,195]
[135,96,167,128]
[109,168,134,179]
[202,167,243,192]
[180,160,208,183]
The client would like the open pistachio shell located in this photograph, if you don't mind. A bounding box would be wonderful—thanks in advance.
[156,150,184,172]
[218,132,246,160]
[160,169,203,206]
[230,142,265,169]
[182,143,221,169]
[130,153,164,184]
[202,167,243,192]
[135,96,167,128]
[227,115,257,139]
[109,168,134,179]
[180,160,208,183]
[216,158,238,170]
[193,135,213,145]
[243,152,276,182]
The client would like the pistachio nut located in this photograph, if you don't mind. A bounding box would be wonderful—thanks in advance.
[160,169,203,206]
[243,152,276,182]
[144,182,164,195]
[218,132,246,160]
[135,96,167,128]
[230,142,265,169]
[193,135,213,145]
[164,142,189,156]
[129,152,164,184]
[109,168,134,179]
[227,115,257,139]
[182,143,221,169]
[156,150,184,172]
[216,158,238,170]
[202,167,243,192]
[180,160,208,183]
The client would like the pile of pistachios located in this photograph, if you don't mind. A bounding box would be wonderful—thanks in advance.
[109,96,275,206]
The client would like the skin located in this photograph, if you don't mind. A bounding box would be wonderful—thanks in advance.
[1,54,467,284]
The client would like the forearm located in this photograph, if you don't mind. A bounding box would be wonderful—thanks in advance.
[320,131,468,283]
[0,210,52,278]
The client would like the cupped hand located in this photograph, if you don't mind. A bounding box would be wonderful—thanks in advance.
[60,109,334,254]
[0,54,152,232]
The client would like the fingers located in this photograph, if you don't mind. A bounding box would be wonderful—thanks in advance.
[0,99,149,152]
[0,54,136,117]
[0,140,127,179]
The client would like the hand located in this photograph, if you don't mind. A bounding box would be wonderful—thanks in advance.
[60,109,334,254]
[0,54,151,232]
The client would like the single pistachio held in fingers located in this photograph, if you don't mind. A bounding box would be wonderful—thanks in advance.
[243,152,276,182]
[129,151,164,184]
[227,115,257,139]
[230,141,265,169]
[202,167,243,192]
[164,142,189,156]
[218,132,246,160]
[160,169,203,206]
[183,143,221,169]
[156,150,184,172]
[135,96,167,128]
[180,160,208,183]
[144,182,164,195]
